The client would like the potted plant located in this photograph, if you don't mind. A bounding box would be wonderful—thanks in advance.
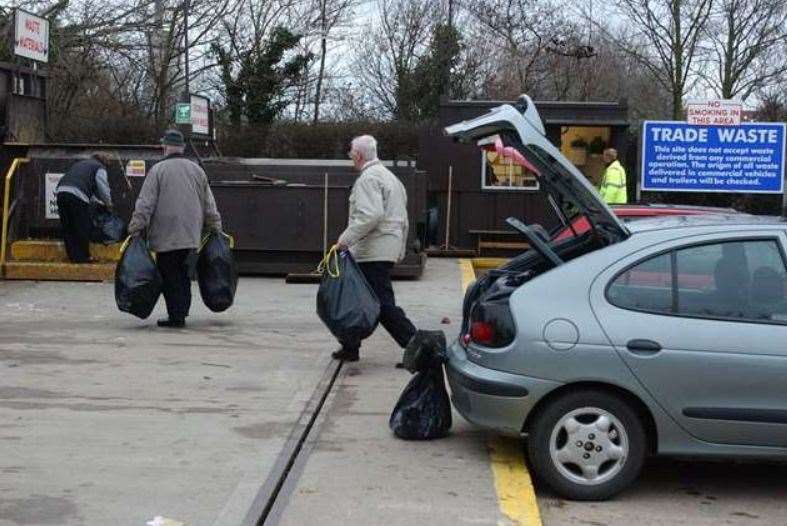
[569,137,588,166]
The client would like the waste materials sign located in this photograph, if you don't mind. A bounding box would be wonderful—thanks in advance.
[44,173,63,219]
[14,9,49,63]
[642,121,786,194]
[190,95,210,136]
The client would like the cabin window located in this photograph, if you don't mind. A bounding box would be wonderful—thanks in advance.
[481,151,539,191]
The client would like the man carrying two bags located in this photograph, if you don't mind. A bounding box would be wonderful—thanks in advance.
[126,129,223,328]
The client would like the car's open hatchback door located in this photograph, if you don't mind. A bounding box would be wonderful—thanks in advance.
[444,96,630,246]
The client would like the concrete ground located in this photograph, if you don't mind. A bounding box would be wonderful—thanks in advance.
[273,259,502,526]
[0,275,338,526]
[0,258,504,526]
[3,256,787,526]
[537,457,787,525]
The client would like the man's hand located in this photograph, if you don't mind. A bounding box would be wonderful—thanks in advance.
[336,241,348,252]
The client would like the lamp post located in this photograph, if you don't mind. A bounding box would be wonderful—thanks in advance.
[182,0,190,100]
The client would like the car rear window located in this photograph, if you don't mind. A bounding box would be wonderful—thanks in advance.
[607,253,672,313]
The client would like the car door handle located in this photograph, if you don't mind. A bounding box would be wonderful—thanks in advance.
[626,339,662,355]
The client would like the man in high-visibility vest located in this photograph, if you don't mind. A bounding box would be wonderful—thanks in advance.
[599,148,627,204]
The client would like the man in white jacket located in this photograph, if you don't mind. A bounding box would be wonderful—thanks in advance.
[334,135,417,364]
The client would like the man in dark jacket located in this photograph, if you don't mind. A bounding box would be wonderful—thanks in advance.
[128,130,222,328]
[56,152,114,262]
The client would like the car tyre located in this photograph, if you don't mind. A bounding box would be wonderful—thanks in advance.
[527,389,646,500]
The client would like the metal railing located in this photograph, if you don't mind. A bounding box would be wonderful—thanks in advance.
[1,158,30,276]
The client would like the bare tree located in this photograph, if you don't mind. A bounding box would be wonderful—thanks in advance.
[463,0,574,99]
[141,0,238,127]
[755,86,787,121]
[702,0,787,100]
[306,0,357,122]
[606,0,713,118]
[354,0,439,119]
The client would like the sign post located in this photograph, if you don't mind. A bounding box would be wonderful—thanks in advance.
[641,121,786,195]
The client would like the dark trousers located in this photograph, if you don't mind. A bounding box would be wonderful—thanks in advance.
[343,261,417,352]
[156,249,193,321]
[56,193,92,263]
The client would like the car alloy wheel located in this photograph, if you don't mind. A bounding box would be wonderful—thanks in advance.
[527,389,646,500]
[548,407,628,486]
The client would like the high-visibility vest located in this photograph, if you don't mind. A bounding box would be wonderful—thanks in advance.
[600,160,627,204]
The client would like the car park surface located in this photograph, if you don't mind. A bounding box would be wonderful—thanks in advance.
[0,259,509,526]
[4,256,787,524]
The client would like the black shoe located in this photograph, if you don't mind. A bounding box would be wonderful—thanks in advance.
[157,318,185,328]
[332,348,359,362]
[394,362,405,369]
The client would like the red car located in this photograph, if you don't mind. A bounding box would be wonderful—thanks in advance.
[555,203,739,241]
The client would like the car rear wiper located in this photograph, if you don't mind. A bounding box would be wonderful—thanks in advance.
[506,217,564,267]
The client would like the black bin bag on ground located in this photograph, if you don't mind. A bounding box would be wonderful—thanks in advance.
[90,206,127,244]
[402,330,447,373]
[316,248,380,342]
[197,232,238,312]
[389,365,452,440]
[115,237,162,319]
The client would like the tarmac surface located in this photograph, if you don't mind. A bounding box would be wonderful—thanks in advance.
[3,257,787,525]
[537,457,787,525]
[0,258,503,526]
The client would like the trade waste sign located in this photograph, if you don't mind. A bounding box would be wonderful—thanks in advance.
[641,121,786,194]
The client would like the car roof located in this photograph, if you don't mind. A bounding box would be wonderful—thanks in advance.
[627,214,786,233]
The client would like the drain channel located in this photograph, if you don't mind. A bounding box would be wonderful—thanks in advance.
[237,360,343,526]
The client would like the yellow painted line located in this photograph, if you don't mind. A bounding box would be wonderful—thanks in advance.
[458,259,543,526]
[489,436,542,526]
[472,257,508,271]
[460,258,476,293]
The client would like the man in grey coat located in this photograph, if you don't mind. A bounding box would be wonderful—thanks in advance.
[333,135,417,363]
[128,129,222,328]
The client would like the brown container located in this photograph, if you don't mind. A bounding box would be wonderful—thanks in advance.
[5,150,427,278]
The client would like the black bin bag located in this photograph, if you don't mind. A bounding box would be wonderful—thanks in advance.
[389,365,452,440]
[316,248,380,342]
[197,232,238,312]
[115,237,162,319]
[402,330,447,373]
[90,206,127,244]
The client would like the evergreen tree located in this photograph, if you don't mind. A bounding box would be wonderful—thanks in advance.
[213,26,313,126]
[397,24,462,121]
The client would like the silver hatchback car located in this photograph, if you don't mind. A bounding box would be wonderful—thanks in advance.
[444,97,787,500]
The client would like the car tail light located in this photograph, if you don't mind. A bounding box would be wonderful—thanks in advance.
[468,301,516,348]
[471,321,495,345]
